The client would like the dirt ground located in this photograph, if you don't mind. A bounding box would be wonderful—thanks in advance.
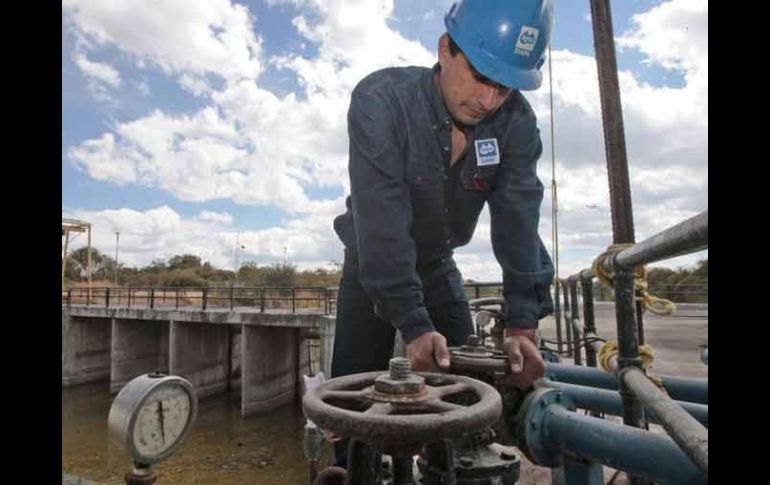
[516,301,708,484]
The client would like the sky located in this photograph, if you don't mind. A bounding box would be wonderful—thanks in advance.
[61,0,708,281]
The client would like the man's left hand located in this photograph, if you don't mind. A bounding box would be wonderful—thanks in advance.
[501,327,546,389]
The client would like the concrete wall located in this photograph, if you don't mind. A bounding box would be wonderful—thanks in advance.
[110,318,169,393]
[241,325,298,416]
[169,320,230,399]
[63,307,333,414]
[62,311,111,387]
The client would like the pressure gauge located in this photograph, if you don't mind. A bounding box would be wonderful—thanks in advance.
[108,373,198,465]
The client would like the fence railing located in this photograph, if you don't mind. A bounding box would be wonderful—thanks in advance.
[62,286,341,315]
[555,210,708,475]
[61,282,510,315]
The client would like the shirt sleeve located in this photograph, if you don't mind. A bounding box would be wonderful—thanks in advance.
[347,86,435,343]
[488,105,555,329]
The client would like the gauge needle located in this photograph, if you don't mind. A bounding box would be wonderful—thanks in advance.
[157,400,165,445]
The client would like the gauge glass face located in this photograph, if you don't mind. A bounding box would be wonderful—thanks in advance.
[132,383,192,458]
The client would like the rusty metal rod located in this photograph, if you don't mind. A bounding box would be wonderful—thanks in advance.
[622,367,708,475]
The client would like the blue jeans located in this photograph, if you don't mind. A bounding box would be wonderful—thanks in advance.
[330,251,474,466]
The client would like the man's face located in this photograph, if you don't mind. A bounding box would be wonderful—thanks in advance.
[437,34,511,127]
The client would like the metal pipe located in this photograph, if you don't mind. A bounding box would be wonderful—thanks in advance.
[545,405,706,484]
[613,268,645,431]
[571,319,583,366]
[541,380,708,426]
[561,281,572,356]
[553,280,564,353]
[613,211,708,270]
[544,363,708,405]
[580,273,598,367]
[589,0,635,245]
[568,278,582,365]
[622,368,708,474]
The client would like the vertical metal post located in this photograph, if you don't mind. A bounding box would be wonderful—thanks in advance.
[105,288,110,308]
[150,287,155,309]
[553,280,563,353]
[128,288,132,308]
[590,0,635,244]
[67,289,72,308]
[590,2,648,479]
[475,285,480,299]
[114,231,120,286]
[562,281,572,356]
[202,287,208,311]
[569,279,581,365]
[614,267,645,429]
[176,288,180,309]
[230,285,235,311]
[581,274,598,368]
[636,300,646,345]
[260,287,266,312]
[292,288,296,314]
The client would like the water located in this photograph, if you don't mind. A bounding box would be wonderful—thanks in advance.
[62,382,332,484]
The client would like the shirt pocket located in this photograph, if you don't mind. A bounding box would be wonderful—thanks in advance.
[460,166,498,192]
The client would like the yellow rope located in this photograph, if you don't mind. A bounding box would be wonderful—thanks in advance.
[591,244,676,315]
[598,340,664,387]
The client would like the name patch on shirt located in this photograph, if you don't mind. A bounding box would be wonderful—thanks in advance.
[475,138,500,166]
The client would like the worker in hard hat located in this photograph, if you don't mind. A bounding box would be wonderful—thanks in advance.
[330,0,555,468]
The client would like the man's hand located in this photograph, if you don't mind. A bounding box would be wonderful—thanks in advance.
[405,331,451,372]
[502,328,546,389]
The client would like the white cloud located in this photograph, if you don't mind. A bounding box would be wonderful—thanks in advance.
[67,0,434,214]
[617,0,708,79]
[64,200,347,270]
[197,211,233,224]
[63,0,708,280]
[62,0,263,83]
[73,52,121,87]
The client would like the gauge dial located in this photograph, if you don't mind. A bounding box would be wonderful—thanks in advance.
[109,374,198,465]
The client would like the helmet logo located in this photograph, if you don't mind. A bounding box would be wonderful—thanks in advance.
[515,26,540,57]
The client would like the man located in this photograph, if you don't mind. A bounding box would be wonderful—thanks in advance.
[331,0,554,445]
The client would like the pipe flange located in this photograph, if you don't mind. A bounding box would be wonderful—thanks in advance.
[515,387,575,468]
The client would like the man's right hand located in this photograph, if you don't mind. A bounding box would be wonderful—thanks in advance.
[405,331,451,372]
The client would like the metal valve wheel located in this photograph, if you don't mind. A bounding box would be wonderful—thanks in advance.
[302,358,502,446]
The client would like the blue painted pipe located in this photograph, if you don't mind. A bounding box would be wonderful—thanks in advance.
[545,363,708,405]
[542,380,708,427]
[545,404,707,485]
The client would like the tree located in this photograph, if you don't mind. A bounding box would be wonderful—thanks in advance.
[66,247,116,281]
[168,254,202,270]
[262,263,297,286]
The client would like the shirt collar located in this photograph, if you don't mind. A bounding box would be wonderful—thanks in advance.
[423,63,453,131]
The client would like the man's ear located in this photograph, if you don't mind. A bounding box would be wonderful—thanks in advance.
[437,33,450,66]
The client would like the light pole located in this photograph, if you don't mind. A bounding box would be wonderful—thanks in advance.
[114,231,120,286]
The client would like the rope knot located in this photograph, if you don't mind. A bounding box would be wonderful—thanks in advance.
[591,244,676,316]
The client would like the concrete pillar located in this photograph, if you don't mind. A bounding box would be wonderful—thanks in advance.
[62,310,111,387]
[318,316,335,378]
[241,325,298,416]
[110,318,169,393]
[169,320,230,399]
[230,329,242,394]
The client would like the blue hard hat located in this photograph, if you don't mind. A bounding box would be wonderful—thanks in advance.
[444,0,554,90]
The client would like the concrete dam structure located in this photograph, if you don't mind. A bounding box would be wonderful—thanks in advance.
[62,305,335,416]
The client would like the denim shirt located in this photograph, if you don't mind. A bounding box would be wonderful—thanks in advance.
[334,65,554,343]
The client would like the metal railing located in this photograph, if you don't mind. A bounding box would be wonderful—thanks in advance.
[62,282,506,316]
[62,285,340,315]
[555,210,708,475]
